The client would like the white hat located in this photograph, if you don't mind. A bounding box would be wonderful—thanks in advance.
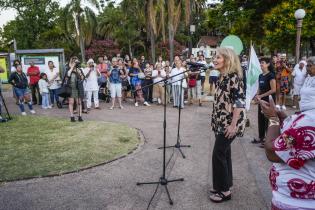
[87,58,95,64]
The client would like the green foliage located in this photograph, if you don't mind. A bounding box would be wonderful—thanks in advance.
[263,0,315,53]
[0,0,60,49]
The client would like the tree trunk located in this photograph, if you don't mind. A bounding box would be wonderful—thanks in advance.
[76,14,85,63]
[128,40,133,59]
[168,25,174,65]
[150,27,156,63]
[310,38,315,56]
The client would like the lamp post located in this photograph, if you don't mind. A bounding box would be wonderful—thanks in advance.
[189,24,195,56]
[294,9,306,63]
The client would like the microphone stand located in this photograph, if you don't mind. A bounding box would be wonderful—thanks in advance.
[136,78,184,206]
[159,78,190,158]
[0,90,12,120]
[136,66,207,205]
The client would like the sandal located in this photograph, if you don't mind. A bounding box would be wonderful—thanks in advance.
[209,189,218,194]
[209,192,231,203]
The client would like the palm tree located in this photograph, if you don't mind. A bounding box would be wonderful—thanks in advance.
[64,0,98,63]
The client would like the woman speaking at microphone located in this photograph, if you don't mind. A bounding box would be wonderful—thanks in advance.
[210,47,246,203]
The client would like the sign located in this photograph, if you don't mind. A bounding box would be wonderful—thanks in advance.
[21,55,60,74]
[0,57,8,82]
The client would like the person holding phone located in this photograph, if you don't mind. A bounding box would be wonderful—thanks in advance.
[258,57,315,209]
[84,59,100,110]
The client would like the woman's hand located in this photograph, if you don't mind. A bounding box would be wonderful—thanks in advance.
[258,96,278,119]
[225,125,237,139]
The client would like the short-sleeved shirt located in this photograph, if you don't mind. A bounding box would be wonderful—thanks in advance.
[109,67,121,84]
[27,66,40,85]
[270,109,315,208]
[259,72,276,102]
[211,72,246,137]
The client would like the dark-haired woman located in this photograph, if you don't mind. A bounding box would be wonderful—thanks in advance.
[252,57,276,147]
[66,57,85,122]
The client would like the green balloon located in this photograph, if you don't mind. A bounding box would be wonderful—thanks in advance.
[220,35,243,55]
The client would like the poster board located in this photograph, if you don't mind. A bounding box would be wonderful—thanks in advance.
[0,57,8,82]
[21,55,60,74]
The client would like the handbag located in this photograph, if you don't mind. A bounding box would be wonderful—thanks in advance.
[188,77,197,88]
[58,72,71,98]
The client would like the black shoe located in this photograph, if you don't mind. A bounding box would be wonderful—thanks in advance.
[70,117,75,122]
[78,116,83,122]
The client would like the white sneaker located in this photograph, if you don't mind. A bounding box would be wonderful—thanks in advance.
[21,112,27,116]
[276,105,281,110]
[30,110,36,114]
[281,105,286,110]
[119,105,124,109]
[42,107,48,109]
[135,102,139,107]
[292,106,297,109]
[109,106,114,110]
[144,101,151,106]
[47,106,52,109]
[157,98,161,104]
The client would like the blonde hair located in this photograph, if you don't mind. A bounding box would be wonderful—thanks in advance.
[216,47,243,78]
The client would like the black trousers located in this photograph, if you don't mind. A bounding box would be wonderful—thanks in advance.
[212,134,235,192]
[258,105,268,140]
[143,79,153,102]
[30,83,41,104]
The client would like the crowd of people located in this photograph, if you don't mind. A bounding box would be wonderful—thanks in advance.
[3,53,215,121]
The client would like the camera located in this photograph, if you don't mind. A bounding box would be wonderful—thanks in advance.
[74,60,81,68]
[187,62,207,72]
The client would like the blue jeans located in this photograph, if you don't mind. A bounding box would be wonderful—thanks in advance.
[14,87,33,112]
[49,88,60,104]
[41,93,50,108]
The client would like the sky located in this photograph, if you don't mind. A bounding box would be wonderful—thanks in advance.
[0,0,122,27]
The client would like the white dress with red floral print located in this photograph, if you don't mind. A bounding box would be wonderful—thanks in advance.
[270,109,315,209]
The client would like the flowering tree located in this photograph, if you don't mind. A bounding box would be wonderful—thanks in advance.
[85,39,120,60]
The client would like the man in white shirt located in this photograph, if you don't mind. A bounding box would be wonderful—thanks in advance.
[45,61,61,107]
[292,60,307,109]
[83,59,100,110]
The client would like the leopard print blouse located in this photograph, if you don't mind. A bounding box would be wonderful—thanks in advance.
[211,72,246,137]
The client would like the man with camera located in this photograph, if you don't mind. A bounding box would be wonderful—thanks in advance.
[84,59,101,111]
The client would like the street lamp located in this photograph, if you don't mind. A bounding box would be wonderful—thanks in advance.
[294,9,306,63]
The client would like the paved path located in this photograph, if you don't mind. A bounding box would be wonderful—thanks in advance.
[0,94,273,210]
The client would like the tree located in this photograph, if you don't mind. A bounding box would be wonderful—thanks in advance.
[63,0,98,62]
[263,0,315,56]
[0,0,60,49]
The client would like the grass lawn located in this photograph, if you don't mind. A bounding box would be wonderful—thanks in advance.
[0,115,139,182]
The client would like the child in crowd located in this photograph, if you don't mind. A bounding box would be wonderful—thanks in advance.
[135,82,144,106]
[38,73,52,109]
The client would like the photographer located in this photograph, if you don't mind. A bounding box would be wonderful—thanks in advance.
[65,56,85,122]
[84,59,100,111]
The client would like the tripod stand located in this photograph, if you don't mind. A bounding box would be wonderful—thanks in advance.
[136,79,184,205]
[159,78,191,159]
[0,90,12,121]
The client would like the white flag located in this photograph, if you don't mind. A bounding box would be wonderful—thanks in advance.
[246,46,262,110]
